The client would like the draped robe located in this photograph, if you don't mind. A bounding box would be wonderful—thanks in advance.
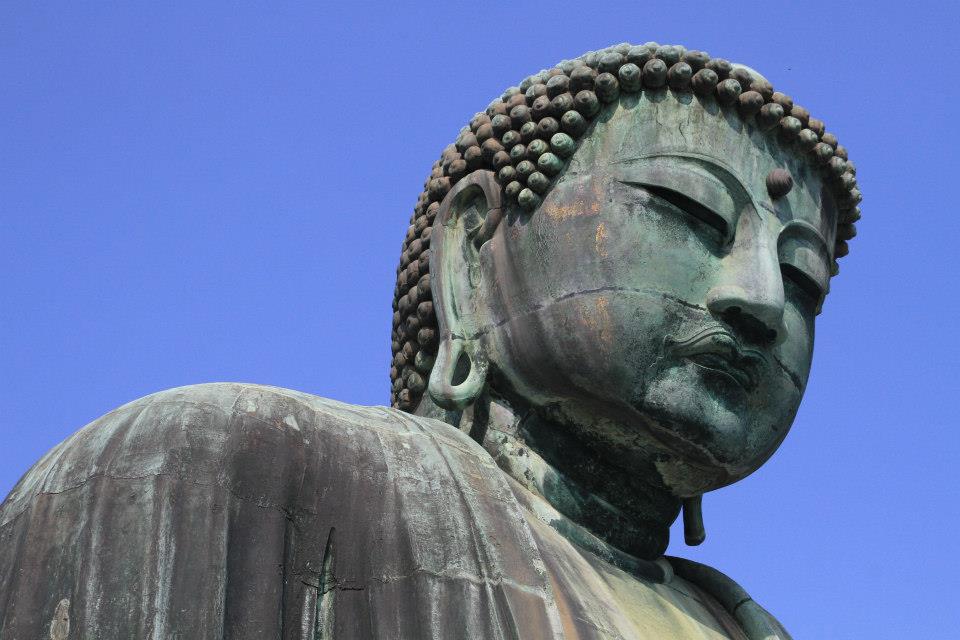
[0,383,789,639]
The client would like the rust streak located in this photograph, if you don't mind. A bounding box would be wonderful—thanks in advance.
[595,222,608,258]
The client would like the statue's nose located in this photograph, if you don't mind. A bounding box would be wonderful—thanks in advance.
[705,207,784,342]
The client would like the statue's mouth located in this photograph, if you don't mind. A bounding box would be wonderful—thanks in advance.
[664,326,767,392]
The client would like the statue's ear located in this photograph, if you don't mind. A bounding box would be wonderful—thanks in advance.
[427,170,502,409]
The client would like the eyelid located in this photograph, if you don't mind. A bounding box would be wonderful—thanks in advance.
[781,263,822,300]
[778,221,830,300]
[615,162,737,232]
[626,182,729,238]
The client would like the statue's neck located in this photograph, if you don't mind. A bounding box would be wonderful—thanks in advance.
[415,393,681,560]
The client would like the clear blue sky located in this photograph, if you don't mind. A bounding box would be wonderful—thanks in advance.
[1,2,956,637]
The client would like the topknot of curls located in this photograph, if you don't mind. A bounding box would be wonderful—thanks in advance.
[390,42,861,410]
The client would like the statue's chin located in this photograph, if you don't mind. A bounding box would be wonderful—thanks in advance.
[501,355,794,496]
[628,361,791,494]
[531,393,741,496]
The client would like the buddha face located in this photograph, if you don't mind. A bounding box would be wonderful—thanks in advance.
[477,91,838,495]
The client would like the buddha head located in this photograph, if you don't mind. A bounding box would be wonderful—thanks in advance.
[390,42,860,502]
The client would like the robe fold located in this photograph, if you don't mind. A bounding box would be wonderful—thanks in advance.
[0,383,786,639]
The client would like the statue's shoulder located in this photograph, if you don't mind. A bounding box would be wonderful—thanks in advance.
[668,556,793,640]
[99,380,460,439]
[81,380,473,446]
[3,382,488,514]
[1,384,554,639]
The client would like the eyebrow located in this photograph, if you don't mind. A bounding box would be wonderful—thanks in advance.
[778,219,829,255]
[615,153,832,250]
[617,152,740,186]
[611,151,751,195]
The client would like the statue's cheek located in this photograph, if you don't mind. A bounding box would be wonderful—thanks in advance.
[775,303,816,388]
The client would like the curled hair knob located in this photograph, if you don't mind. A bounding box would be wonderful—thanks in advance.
[642,58,668,88]
[618,63,642,93]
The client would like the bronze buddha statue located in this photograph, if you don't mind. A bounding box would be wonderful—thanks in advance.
[0,41,860,639]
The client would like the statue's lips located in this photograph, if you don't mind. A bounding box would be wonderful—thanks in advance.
[664,326,767,392]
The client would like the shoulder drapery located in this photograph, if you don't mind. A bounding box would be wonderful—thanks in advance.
[0,383,565,639]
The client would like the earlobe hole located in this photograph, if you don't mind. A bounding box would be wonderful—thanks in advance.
[451,349,472,386]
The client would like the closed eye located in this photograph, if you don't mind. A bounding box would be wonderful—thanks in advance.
[780,263,822,301]
[638,184,729,238]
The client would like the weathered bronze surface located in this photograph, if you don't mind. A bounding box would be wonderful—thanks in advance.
[1,42,857,638]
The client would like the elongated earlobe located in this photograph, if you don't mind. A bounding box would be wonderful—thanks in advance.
[428,334,488,410]
[426,170,499,411]
[683,495,706,546]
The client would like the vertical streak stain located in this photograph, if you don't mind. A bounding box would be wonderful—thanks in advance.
[396,412,509,639]
[49,598,70,640]
[150,486,175,640]
[279,511,293,637]
[314,528,335,640]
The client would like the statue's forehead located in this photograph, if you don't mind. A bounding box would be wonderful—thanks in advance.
[565,93,834,243]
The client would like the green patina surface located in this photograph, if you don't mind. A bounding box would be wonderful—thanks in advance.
[0,42,851,639]
[426,86,833,551]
